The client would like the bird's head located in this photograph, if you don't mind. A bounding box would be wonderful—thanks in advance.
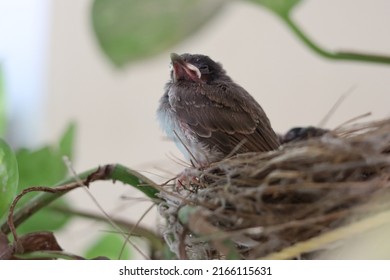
[169,53,226,84]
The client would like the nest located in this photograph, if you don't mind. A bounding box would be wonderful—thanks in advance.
[158,118,390,259]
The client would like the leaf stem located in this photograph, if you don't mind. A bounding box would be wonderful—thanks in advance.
[1,164,160,236]
[282,15,390,65]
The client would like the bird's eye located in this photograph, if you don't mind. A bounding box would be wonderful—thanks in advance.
[169,63,173,71]
[199,65,210,73]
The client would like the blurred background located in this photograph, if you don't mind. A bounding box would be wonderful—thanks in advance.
[1,0,390,258]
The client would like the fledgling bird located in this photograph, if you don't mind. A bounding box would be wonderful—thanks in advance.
[157,53,280,167]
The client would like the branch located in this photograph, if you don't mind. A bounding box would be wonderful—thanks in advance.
[49,204,164,254]
[1,164,160,239]
[282,15,390,65]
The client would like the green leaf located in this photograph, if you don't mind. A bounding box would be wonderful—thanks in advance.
[16,123,76,193]
[0,66,6,137]
[0,139,18,221]
[111,165,159,199]
[16,147,67,192]
[249,0,302,16]
[16,200,71,234]
[85,232,131,260]
[91,0,226,67]
[14,123,76,232]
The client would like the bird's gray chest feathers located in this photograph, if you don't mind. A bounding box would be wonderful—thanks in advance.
[157,83,219,165]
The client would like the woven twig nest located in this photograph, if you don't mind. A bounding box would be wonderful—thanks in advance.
[158,118,390,259]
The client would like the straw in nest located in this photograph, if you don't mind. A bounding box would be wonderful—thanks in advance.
[158,118,390,259]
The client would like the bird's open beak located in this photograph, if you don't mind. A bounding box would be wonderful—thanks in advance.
[170,53,201,82]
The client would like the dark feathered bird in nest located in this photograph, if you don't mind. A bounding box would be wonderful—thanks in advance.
[157,53,280,167]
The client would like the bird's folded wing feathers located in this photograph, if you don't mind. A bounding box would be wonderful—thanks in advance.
[170,83,280,153]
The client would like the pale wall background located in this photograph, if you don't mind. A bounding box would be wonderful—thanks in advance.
[2,0,390,256]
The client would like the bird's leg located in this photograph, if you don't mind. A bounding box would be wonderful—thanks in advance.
[175,170,199,193]
[175,160,207,193]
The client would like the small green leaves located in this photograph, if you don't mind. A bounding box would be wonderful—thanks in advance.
[249,0,302,17]
[0,139,18,221]
[91,0,226,67]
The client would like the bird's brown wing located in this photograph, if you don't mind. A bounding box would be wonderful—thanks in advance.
[170,82,280,156]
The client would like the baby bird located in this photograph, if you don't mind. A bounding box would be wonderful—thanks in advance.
[157,53,280,167]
